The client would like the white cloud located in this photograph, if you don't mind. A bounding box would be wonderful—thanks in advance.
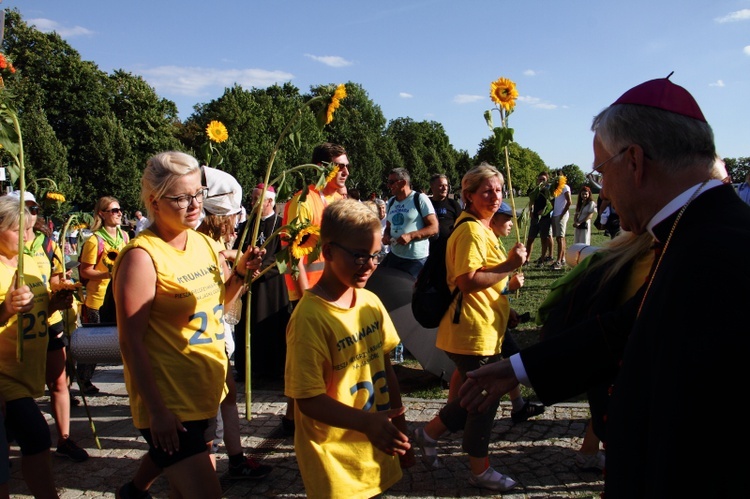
[517,95,557,110]
[709,80,725,87]
[27,18,94,37]
[304,54,353,67]
[714,9,750,23]
[744,45,750,56]
[399,92,413,99]
[523,69,537,76]
[138,66,294,97]
[453,94,483,104]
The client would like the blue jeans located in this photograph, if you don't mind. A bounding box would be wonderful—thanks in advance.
[382,253,426,279]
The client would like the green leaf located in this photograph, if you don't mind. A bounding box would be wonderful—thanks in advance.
[493,126,515,149]
[484,110,494,131]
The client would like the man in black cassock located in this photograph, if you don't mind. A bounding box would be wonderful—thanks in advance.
[233,184,290,381]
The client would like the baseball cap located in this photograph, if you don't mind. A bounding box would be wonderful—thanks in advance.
[7,190,39,206]
[202,166,243,216]
[495,202,514,217]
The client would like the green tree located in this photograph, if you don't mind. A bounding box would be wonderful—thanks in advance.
[558,164,586,193]
[313,82,395,197]
[473,138,547,195]
[724,157,749,183]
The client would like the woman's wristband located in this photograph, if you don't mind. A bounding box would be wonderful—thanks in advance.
[232,267,246,280]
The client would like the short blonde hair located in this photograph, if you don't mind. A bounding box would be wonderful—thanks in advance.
[321,199,381,245]
[141,151,201,211]
[461,162,504,204]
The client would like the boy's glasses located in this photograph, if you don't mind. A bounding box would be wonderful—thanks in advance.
[162,188,208,209]
[329,242,386,266]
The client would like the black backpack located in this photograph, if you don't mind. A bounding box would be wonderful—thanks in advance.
[411,217,476,329]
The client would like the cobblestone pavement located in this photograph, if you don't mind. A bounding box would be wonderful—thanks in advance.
[8,365,604,498]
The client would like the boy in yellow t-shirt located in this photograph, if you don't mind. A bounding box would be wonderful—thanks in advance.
[285,199,412,499]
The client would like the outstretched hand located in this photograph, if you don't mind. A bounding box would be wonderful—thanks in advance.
[459,359,520,413]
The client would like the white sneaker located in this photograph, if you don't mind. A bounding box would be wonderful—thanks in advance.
[468,467,518,491]
[575,450,605,472]
[413,427,442,469]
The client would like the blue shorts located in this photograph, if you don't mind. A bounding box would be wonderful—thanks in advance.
[140,419,212,469]
[4,397,52,456]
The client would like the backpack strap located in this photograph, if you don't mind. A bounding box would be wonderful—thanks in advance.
[449,216,478,324]
[43,235,64,268]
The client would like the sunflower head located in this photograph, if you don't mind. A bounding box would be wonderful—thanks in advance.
[206,120,229,143]
[290,225,321,260]
[325,84,347,125]
[553,175,568,198]
[102,249,119,270]
[490,77,518,112]
[324,164,340,185]
[46,191,66,203]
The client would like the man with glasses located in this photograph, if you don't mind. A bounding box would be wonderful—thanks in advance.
[459,76,750,497]
[279,142,350,435]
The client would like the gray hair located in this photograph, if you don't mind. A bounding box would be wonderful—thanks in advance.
[0,196,30,232]
[390,168,411,183]
[591,104,715,175]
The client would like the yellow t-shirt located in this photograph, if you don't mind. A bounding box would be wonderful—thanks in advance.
[114,229,228,428]
[0,254,50,401]
[81,231,128,310]
[285,289,402,499]
[26,233,64,326]
[436,212,510,356]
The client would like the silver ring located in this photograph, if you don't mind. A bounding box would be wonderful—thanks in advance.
[481,389,489,397]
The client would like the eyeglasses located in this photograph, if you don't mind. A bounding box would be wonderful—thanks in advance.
[591,147,628,174]
[162,188,208,209]
[103,207,122,214]
[334,162,351,170]
[28,206,40,215]
[386,179,401,186]
[329,242,386,266]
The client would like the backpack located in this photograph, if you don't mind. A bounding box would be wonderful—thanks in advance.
[411,217,476,329]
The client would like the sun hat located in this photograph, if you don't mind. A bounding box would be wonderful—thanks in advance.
[611,73,706,123]
[202,166,243,216]
[7,190,39,206]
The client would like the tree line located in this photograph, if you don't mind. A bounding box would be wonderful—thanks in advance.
[2,9,747,226]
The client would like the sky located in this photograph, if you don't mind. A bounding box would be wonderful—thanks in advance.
[8,0,750,170]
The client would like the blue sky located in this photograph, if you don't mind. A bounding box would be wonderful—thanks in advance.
[10,0,750,170]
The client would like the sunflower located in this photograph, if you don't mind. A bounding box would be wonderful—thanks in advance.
[552,175,568,198]
[102,249,119,270]
[490,77,518,112]
[290,226,321,259]
[325,84,347,124]
[206,120,229,143]
[46,191,66,203]
[324,165,340,185]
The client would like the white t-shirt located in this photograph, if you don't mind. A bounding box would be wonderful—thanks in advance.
[553,185,571,216]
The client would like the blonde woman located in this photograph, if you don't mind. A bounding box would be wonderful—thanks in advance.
[0,196,72,498]
[77,195,129,394]
[114,151,262,499]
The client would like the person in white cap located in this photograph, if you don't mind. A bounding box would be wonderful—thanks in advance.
[8,190,90,463]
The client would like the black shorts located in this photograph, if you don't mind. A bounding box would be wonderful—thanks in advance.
[47,321,66,352]
[528,214,552,239]
[4,397,52,456]
[140,419,211,468]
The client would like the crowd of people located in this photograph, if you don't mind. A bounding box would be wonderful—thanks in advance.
[1,76,748,498]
